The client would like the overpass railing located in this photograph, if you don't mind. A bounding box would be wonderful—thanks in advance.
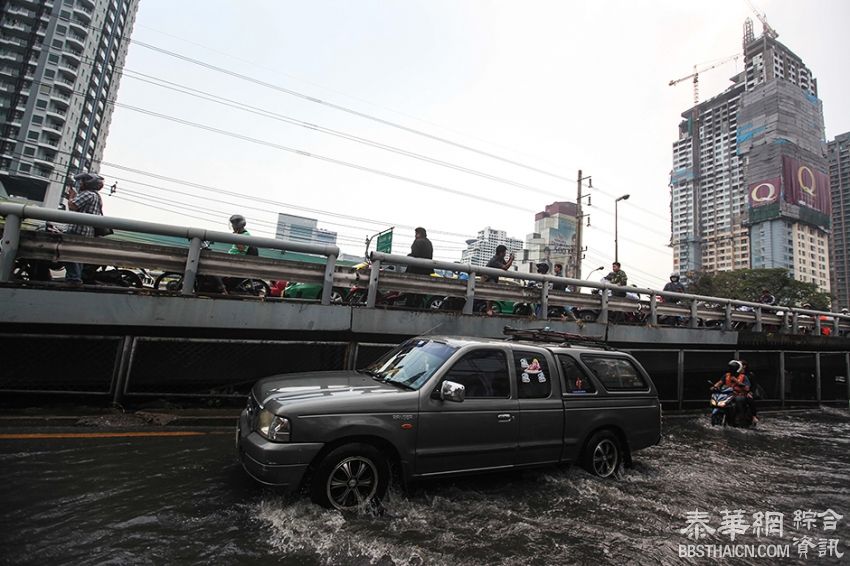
[0,202,341,304]
[2,203,849,336]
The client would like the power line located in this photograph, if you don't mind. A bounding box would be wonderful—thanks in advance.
[119,69,563,199]
[132,40,574,183]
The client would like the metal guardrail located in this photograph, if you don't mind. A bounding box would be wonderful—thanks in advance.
[0,202,341,304]
[2,203,850,337]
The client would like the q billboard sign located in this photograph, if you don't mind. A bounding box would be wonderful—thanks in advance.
[747,178,780,207]
[782,156,831,215]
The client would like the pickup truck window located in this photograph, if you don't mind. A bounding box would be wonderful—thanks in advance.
[363,339,458,390]
[558,354,596,393]
[443,349,509,398]
[581,355,648,391]
[514,351,551,398]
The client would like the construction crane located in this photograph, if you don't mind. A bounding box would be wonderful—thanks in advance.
[746,0,779,39]
[669,54,740,105]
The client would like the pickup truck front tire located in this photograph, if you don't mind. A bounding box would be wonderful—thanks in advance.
[582,431,621,478]
[310,443,390,511]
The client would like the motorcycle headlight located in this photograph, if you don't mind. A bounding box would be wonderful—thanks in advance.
[255,409,291,442]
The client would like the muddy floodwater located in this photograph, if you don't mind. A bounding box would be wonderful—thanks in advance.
[1,410,849,565]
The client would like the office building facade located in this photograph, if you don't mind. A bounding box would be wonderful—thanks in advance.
[670,20,830,291]
[0,0,139,207]
[276,213,337,246]
[524,201,578,274]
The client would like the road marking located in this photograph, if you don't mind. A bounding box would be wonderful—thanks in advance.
[0,431,227,440]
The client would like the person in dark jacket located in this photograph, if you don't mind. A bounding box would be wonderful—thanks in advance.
[407,227,434,275]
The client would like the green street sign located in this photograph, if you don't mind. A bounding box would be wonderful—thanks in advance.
[376,230,393,253]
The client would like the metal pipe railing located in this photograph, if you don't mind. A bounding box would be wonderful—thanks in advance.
[0,203,341,304]
[3,204,849,335]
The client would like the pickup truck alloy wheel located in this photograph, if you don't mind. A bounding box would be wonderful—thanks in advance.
[582,431,621,478]
[311,443,390,511]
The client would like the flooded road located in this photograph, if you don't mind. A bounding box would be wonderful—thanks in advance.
[1,410,849,565]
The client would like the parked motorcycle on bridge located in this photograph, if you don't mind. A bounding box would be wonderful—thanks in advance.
[154,272,269,296]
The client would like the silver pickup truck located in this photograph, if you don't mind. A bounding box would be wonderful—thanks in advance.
[237,331,661,511]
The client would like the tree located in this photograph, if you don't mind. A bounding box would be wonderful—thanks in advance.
[687,268,830,310]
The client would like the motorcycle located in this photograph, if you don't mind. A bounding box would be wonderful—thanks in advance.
[709,384,754,427]
[11,222,143,287]
[575,278,644,323]
[154,271,269,296]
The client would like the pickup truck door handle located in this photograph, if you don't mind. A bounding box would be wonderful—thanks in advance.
[497,413,513,422]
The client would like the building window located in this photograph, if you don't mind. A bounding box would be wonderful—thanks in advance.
[19,164,31,173]
[35,99,47,109]
[27,131,39,140]
[23,146,35,156]
[47,54,59,64]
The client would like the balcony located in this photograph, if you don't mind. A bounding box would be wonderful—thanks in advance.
[45,107,66,121]
[37,136,59,149]
[1,20,28,35]
[53,77,75,92]
[6,6,34,20]
[42,121,63,136]
[50,90,70,105]
[65,33,86,51]
[32,154,56,169]
[63,50,82,65]
[68,19,87,35]
[57,61,77,78]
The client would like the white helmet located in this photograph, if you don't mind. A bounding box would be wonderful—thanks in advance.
[727,360,742,373]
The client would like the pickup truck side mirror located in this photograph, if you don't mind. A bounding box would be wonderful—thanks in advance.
[438,380,465,402]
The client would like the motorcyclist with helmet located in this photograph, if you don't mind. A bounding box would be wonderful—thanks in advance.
[712,360,756,425]
[663,272,685,294]
[228,214,253,255]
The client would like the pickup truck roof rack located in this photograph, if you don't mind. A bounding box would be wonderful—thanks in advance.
[502,326,611,349]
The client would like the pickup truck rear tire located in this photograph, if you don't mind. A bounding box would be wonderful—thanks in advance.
[310,443,390,511]
[582,431,621,478]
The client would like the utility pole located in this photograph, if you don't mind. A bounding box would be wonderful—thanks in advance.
[575,170,583,279]
[575,170,592,279]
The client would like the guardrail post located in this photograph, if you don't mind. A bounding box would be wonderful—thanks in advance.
[540,283,549,321]
[649,294,658,326]
[182,236,203,296]
[598,288,609,325]
[780,352,786,409]
[321,254,337,306]
[0,213,22,282]
[724,302,733,331]
[463,273,475,315]
[791,310,799,335]
[833,316,840,336]
[366,259,381,308]
[755,307,763,332]
[689,300,698,329]
[815,353,822,403]
[815,314,822,336]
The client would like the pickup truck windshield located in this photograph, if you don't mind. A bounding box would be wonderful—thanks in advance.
[360,339,457,390]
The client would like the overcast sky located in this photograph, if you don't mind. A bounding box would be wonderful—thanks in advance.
[99,0,850,289]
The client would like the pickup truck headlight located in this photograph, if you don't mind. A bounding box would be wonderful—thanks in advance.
[255,409,291,442]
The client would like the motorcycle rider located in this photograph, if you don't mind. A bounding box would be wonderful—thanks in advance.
[228,214,254,255]
[663,273,685,294]
[712,360,754,424]
[712,360,748,394]
[740,360,759,424]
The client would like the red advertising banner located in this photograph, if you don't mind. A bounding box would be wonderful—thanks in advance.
[747,177,781,207]
[782,156,831,215]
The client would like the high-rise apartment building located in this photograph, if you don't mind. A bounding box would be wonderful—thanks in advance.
[0,0,139,207]
[828,132,850,309]
[275,213,337,246]
[670,19,830,291]
[460,226,523,268]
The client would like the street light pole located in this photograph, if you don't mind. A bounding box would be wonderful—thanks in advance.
[614,194,630,264]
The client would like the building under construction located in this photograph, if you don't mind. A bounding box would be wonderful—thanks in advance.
[670,19,830,292]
